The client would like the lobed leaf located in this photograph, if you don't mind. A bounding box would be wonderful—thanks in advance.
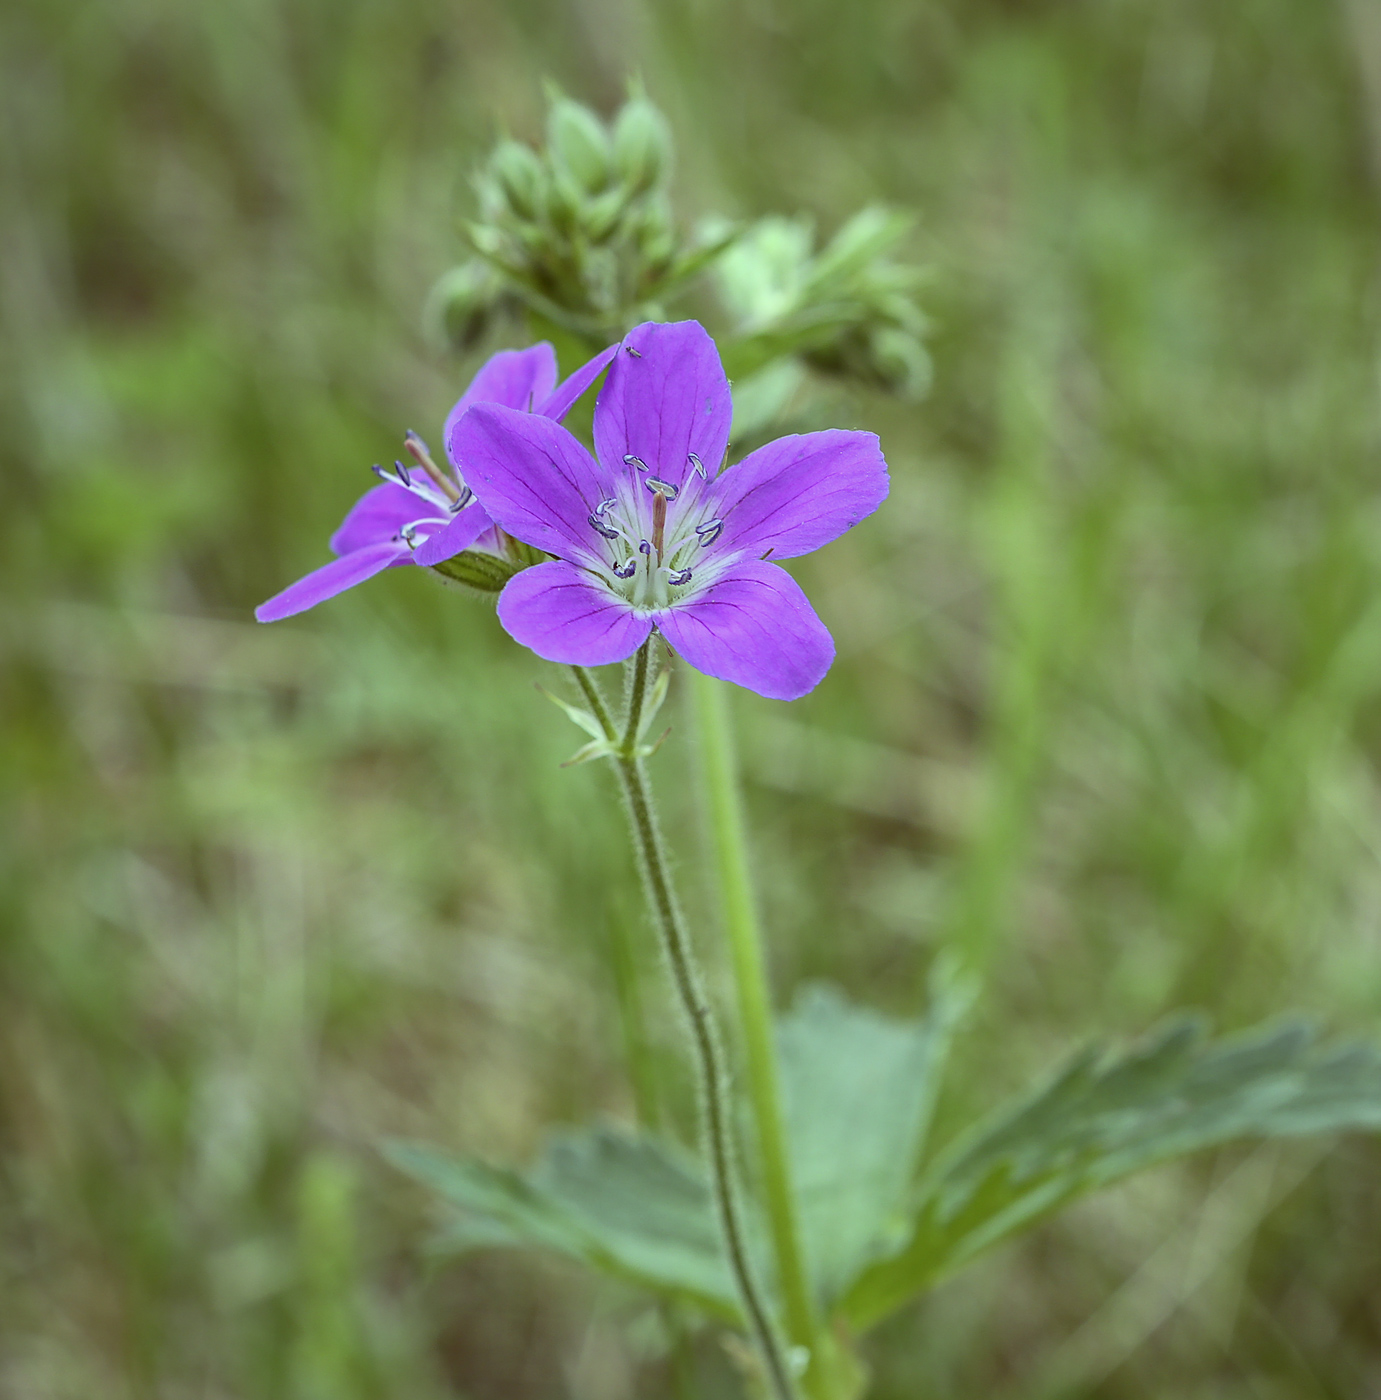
[385,1127,742,1320]
[777,980,962,1307]
[840,1016,1381,1330]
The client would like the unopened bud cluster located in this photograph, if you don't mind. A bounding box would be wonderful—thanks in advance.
[437,88,727,343]
[714,207,931,400]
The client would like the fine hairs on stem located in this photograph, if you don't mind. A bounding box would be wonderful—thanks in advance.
[569,650,801,1400]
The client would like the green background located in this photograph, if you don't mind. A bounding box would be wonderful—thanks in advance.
[3,0,1381,1395]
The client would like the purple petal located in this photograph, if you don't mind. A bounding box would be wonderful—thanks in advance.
[594,321,732,493]
[656,560,835,701]
[444,344,560,469]
[709,430,889,561]
[453,404,607,562]
[497,560,652,666]
[256,541,408,623]
[411,502,494,566]
[537,343,619,423]
[330,483,428,556]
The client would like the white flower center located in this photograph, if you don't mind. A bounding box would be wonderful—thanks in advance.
[584,466,725,611]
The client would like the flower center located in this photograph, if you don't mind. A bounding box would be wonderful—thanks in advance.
[585,457,725,610]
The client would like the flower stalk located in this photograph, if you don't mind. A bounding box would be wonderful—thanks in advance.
[689,672,820,1358]
[575,646,801,1400]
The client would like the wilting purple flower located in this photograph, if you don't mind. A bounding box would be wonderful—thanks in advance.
[255,342,617,622]
[454,321,889,700]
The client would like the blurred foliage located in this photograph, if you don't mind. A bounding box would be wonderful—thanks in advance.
[3,0,1381,1397]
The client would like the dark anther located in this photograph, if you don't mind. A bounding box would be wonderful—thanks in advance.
[449,486,474,514]
[394,459,412,486]
[639,539,653,555]
[645,477,679,500]
[695,519,724,547]
[614,558,638,579]
[669,568,693,586]
[623,454,648,472]
[588,514,621,540]
[687,452,706,478]
[595,497,617,517]
[401,523,418,547]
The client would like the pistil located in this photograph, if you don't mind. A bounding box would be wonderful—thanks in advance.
[651,489,668,558]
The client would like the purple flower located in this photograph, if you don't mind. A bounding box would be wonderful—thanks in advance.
[255,342,617,622]
[454,321,889,701]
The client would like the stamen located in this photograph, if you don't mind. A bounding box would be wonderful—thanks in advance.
[404,428,462,503]
[695,519,724,547]
[613,558,638,579]
[687,452,706,478]
[644,477,679,501]
[589,513,621,541]
[394,459,412,486]
[639,540,652,555]
[595,497,617,517]
[448,486,474,514]
[623,454,648,472]
[401,523,418,547]
[669,568,693,586]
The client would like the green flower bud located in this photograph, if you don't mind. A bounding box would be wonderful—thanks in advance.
[613,97,672,195]
[423,261,502,352]
[633,195,676,266]
[580,186,627,241]
[869,326,932,400]
[547,98,613,195]
[488,140,547,222]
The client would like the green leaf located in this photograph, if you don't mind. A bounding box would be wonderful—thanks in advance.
[776,979,964,1307]
[535,683,609,742]
[385,1127,742,1320]
[841,1016,1381,1331]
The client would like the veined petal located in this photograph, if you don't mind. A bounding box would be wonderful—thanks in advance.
[594,321,732,494]
[444,343,560,469]
[411,502,494,566]
[655,560,834,701]
[454,404,607,562]
[709,430,889,561]
[256,541,408,623]
[538,343,618,423]
[329,483,427,556]
[497,560,652,666]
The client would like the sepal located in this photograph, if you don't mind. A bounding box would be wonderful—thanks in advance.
[429,548,522,595]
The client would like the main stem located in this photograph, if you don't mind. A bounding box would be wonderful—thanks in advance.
[575,649,800,1400]
[689,672,820,1360]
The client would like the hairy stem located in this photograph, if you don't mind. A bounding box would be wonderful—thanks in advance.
[612,643,800,1400]
[689,672,821,1362]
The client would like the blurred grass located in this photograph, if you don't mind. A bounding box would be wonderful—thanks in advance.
[4,0,1381,1396]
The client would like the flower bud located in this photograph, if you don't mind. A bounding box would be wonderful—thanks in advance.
[547,98,613,195]
[423,261,502,352]
[869,326,932,400]
[580,187,627,241]
[633,195,676,266]
[489,140,547,222]
[613,97,672,194]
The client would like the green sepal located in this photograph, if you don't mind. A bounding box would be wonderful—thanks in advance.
[429,549,522,595]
